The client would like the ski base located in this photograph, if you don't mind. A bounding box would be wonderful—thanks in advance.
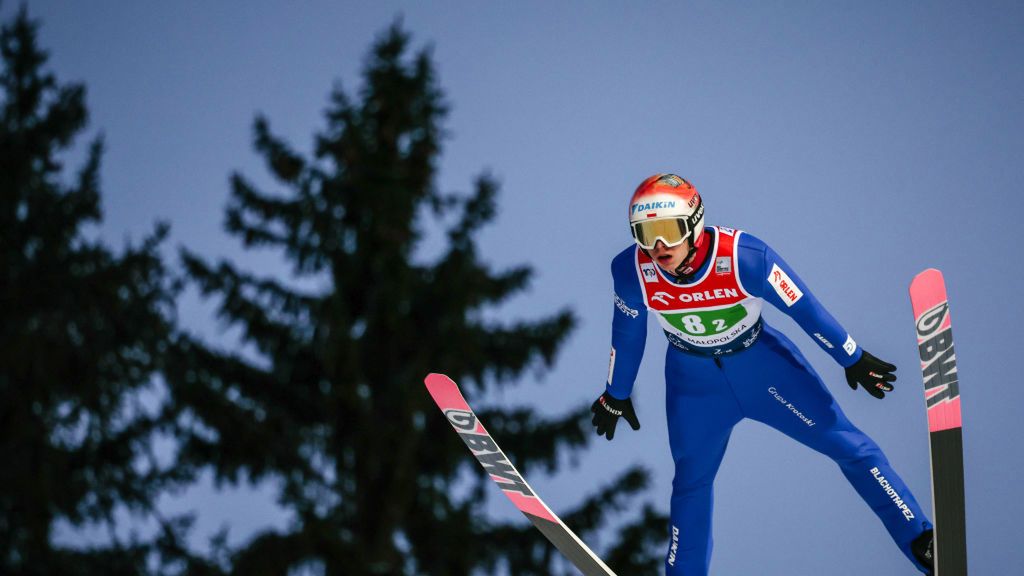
[930,427,967,576]
[424,373,617,576]
[910,268,968,576]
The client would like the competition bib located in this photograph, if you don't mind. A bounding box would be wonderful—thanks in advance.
[635,227,763,354]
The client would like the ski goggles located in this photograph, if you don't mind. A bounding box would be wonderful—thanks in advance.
[631,218,693,250]
[631,196,703,250]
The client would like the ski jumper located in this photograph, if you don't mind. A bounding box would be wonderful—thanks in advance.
[607,226,932,575]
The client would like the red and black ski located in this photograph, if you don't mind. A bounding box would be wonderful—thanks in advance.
[909,269,968,575]
[424,373,617,576]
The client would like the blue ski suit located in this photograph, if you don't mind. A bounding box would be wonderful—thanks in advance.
[607,226,932,575]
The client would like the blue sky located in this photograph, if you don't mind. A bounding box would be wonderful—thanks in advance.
[13,1,1024,573]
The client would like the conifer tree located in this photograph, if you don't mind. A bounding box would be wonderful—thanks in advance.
[165,21,666,575]
[0,7,187,575]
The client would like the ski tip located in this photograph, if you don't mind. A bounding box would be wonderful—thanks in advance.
[910,268,944,291]
[424,373,454,388]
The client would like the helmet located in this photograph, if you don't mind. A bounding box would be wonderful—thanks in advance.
[628,174,704,253]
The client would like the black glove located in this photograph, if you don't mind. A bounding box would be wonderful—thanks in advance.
[845,349,897,399]
[590,392,640,440]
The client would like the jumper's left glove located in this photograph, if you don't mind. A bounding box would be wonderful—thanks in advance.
[590,392,640,440]
[845,349,897,399]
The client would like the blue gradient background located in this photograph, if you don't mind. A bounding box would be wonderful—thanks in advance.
[13,1,1023,574]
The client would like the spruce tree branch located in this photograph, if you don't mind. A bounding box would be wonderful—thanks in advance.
[179,249,315,358]
[252,115,306,184]
[456,311,576,388]
[561,466,652,537]
[603,504,670,575]
[166,337,321,486]
[224,172,294,249]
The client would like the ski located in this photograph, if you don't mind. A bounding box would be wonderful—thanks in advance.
[424,373,617,576]
[909,269,968,575]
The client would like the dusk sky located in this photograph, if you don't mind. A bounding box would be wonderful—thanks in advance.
[12,1,1024,574]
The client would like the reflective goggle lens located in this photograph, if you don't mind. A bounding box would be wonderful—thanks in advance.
[632,218,689,249]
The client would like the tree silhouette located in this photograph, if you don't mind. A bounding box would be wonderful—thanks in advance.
[165,21,667,575]
[0,7,189,575]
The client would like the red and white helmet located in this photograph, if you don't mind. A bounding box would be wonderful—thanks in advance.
[628,174,704,251]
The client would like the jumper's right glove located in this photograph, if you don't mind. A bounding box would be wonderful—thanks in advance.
[845,349,897,399]
[590,392,640,440]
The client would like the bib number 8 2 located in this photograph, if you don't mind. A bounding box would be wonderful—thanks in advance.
[681,315,727,335]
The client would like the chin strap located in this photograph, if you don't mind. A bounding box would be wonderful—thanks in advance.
[673,245,699,279]
[673,230,710,281]
[639,246,698,280]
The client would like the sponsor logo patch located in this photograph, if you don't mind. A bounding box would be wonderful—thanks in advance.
[916,301,960,408]
[668,525,680,566]
[718,226,735,236]
[814,333,834,349]
[715,257,731,274]
[768,386,816,427]
[871,467,916,521]
[607,347,616,384]
[630,200,677,215]
[651,291,674,306]
[843,335,857,356]
[444,409,533,496]
[640,262,658,283]
[768,263,803,307]
[665,332,691,350]
[742,322,761,348]
[667,288,740,303]
[614,294,639,318]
